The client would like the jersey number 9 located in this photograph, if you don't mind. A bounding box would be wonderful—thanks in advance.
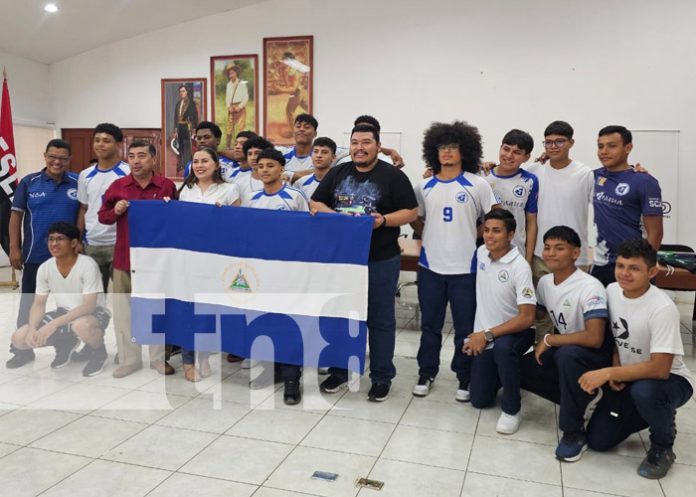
[443,207,453,222]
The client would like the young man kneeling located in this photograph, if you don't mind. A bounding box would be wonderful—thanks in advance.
[7,222,110,376]
[580,239,694,479]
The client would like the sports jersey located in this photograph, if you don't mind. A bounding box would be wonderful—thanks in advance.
[414,172,497,275]
[236,173,264,206]
[293,173,322,199]
[526,161,594,266]
[474,245,536,332]
[178,181,240,206]
[483,168,538,257]
[593,168,662,266]
[537,269,608,334]
[77,161,130,246]
[11,170,80,264]
[36,254,104,310]
[607,283,694,390]
[249,185,309,211]
[278,145,350,173]
[183,155,238,182]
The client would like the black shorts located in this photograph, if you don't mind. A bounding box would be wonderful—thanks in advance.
[41,306,112,335]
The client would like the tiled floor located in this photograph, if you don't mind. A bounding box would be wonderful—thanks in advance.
[0,273,694,497]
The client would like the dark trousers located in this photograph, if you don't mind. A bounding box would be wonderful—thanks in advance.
[416,267,476,386]
[470,329,535,414]
[587,374,693,451]
[330,255,401,385]
[521,344,611,433]
[16,262,41,328]
[590,263,616,287]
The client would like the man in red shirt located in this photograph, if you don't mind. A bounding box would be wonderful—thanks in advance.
[98,141,177,378]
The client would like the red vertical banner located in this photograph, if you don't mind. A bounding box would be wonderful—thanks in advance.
[0,69,18,255]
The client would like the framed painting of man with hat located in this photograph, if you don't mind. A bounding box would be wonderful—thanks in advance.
[210,55,258,149]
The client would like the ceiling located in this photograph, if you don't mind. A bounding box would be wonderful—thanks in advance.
[0,0,269,64]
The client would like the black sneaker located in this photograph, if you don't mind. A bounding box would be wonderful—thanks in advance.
[82,345,108,377]
[320,374,348,393]
[284,379,301,405]
[70,344,92,362]
[51,334,80,369]
[637,446,676,479]
[5,349,35,369]
[412,376,434,397]
[368,382,390,402]
[556,431,588,462]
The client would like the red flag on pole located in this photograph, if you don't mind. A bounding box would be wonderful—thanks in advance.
[0,67,18,255]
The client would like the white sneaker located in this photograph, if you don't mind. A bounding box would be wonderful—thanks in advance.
[455,388,470,402]
[412,377,434,397]
[496,411,521,434]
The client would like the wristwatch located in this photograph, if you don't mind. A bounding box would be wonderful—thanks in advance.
[483,329,494,343]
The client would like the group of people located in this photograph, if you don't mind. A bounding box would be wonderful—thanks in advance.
[5,112,693,479]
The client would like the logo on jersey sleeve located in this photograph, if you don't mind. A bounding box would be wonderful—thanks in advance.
[513,185,526,198]
[521,287,534,299]
[615,183,630,196]
[455,191,468,203]
[497,270,509,282]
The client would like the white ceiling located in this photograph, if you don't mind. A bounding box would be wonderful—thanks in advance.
[0,0,269,64]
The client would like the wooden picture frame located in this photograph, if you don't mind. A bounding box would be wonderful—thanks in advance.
[161,78,207,180]
[210,54,259,149]
[263,35,313,145]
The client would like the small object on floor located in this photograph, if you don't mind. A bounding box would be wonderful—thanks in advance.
[5,349,35,369]
[82,345,108,377]
[311,470,338,482]
[368,382,390,402]
[151,360,175,375]
[356,477,384,490]
[412,376,434,397]
[637,446,676,479]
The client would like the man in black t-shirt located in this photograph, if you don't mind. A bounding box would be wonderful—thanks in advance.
[311,124,418,401]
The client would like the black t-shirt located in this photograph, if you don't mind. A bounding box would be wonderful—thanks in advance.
[312,160,418,261]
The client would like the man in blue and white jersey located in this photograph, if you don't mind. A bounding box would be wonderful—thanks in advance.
[293,137,336,199]
[233,136,274,205]
[483,129,539,265]
[183,122,239,181]
[591,125,663,286]
[411,121,498,403]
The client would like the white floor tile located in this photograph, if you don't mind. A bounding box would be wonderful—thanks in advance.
[0,442,20,458]
[28,382,130,411]
[95,389,190,423]
[180,435,293,485]
[102,424,217,471]
[461,473,563,497]
[0,375,73,405]
[265,446,374,497]
[157,397,252,434]
[301,416,395,457]
[661,462,696,497]
[401,399,479,434]
[468,436,562,486]
[358,459,464,497]
[147,473,257,497]
[563,489,627,497]
[328,391,412,424]
[227,407,322,444]
[0,408,81,445]
[676,407,696,434]
[381,424,474,471]
[0,447,90,497]
[203,370,277,407]
[254,488,323,497]
[40,459,170,497]
[673,432,696,466]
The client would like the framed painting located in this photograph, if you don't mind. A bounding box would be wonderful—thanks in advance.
[210,54,259,148]
[263,35,313,144]
[161,78,207,180]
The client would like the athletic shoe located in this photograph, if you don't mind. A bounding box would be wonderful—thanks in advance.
[82,345,108,377]
[455,382,470,402]
[638,446,676,479]
[412,376,434,397]
[320,374,348,393]
[283,379,301,405]
[317,367,330,375]
[368,382,390,402]
[70,344,92,362]
[556,431,588,462]
[5,349,35,369]
[51,334,80,369]
[496,411,522,435]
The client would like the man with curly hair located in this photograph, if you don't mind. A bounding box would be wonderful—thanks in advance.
[411,121,498,402]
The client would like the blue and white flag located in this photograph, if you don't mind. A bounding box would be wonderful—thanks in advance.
[128,200,373,373]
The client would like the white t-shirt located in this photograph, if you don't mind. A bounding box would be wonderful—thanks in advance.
[248,185,309,212]
[415,172,497,275]
[474,245,536,332]
[483,168,539,258]
[293,173,322,199]
[229,167,252,185]
[178,182,240,206]
[607,283,694,390]
[236,173,264,206]
[537,269,608,334]
[279,145,351,173]
[77,161,130,245]
[36,254,104,310]
[526,161,594,266]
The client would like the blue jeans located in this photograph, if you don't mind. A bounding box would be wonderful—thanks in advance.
[329,255,400,385]
[416,267,476,386]
[587,374,693,451]
[470,329,535,414]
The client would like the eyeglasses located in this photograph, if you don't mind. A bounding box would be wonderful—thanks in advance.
[46,154,70,163]
[47,235,69,243]
[438,144,459,151]
[542,139,569,149]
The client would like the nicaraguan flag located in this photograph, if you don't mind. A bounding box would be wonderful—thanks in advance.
[128,200,373,373]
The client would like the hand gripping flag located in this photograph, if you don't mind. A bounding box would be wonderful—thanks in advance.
[128,200,373,373]
[0,69,19,256]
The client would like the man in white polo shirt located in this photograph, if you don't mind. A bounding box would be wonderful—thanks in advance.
[463,209,536,434]
[580,239,694,479]
[521,225,612,463]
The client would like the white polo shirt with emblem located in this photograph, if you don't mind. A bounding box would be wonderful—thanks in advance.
[474,245,536,332]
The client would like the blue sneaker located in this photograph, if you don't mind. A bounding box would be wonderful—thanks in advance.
[556,431,587,462]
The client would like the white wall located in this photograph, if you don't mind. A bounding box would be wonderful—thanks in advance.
[0,52,52,126]
[48,0,696,247]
